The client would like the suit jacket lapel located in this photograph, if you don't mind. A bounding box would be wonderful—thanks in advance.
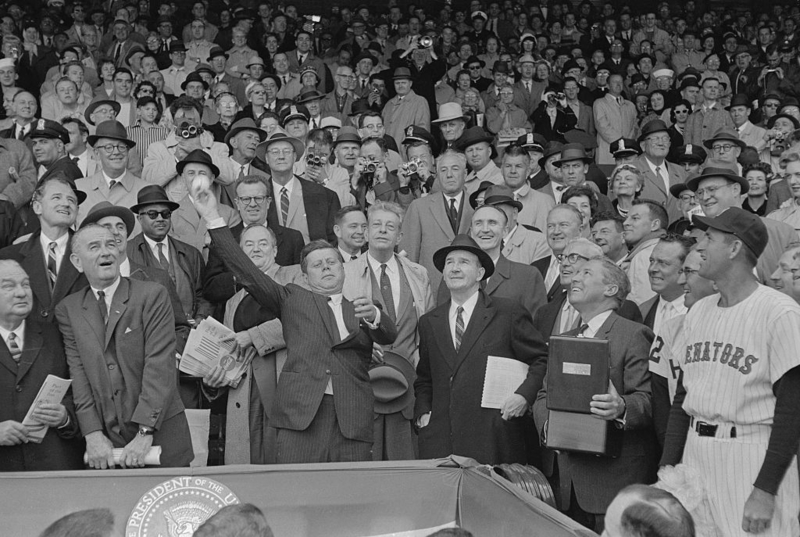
[484,256,508,295]
[594,312,618,340]
[430,307,456,370]
[287,179,303,228]
[313,293,339,343]
[81,287,106,344]
[52,231,79,302]
[20,233,52,306]
[16,322,43,381]
[454,293,496,373]
[430,193,456,239]
[105,278,130,348]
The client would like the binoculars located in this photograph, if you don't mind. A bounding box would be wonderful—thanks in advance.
[306,153,326,167]
[177,122,203,139]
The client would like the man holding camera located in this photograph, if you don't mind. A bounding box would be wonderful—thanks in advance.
[142,96,229,203]
[351,137,404,210]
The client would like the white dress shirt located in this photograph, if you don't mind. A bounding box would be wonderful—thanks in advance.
[325,293,350,395]
[92,276,122,312]
[578,309,614,338]
[143,234,171,263]
[0,321,25,353]
[271,177,297,226]
[449,290,479,349]
[39,231,69,273]
[367,253,400,314]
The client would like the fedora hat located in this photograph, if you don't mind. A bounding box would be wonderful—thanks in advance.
[638,119,670,142]
[320,117,342,130]
[468,180,496,209]
[464,55,485,68]
[255,130,305,162]
[208,45,228,60]
[181,71,208,91]
[726,93,753,110]
[433,234,494,280]
[432,102,469,124]
[169,41,186,53]
[295,89,325,104]
[369,350,416,414]
[669,179,694,199]
[538,141,564,168]
[224,118,267,145]
[246,56,264,68]
[87,120,135,148]
[333,126,362,146]
[354,51,376,65]
[130,184,180,214]
[84,98,121,126]
[483,184,523,211]
[124,45,146,65]
[349,98,375,117]
[36,173,87,205]
[685,165,749,194]
[194,63,215,76]
[456,126,494,150]
[553,143,592,167]
[176,148,220,177]
[492,62,509,74]
[80,200,136,236]
[702,128,746,150]
[393,67,413,80]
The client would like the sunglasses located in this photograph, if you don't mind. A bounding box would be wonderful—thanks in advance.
[142,209,172,220]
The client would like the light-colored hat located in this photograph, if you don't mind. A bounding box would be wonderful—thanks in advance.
[246,56,265,68]
[432,102,468,124]
[518,54,536,65]
[320,117,342,129]
[653,68,674,79]
[0,58,15,69]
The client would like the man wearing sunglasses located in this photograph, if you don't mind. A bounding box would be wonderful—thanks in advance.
[75,120,150,234]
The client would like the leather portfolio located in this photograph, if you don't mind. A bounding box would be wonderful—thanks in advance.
[546,336,609,414]
[544,410,622,458]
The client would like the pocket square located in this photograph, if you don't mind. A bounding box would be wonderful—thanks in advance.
[125,327,133,334]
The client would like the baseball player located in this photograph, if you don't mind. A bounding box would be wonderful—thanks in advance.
[660,207,800,536]
[649,245,716,448]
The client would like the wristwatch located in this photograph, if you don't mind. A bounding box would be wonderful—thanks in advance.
[138,426,155,437]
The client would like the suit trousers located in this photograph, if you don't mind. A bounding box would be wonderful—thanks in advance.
[274,395,372,463]
[152,412,194,467]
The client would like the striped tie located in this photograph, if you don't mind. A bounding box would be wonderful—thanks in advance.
[280,187,290,226]
[7,333,21,363]
[157,243,170,274]
[455,306,464,351]
[47,242,58,289]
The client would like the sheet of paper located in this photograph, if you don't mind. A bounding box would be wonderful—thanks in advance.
[22,375,71,443]
[83,446,162,466]
[179,317,254,387]
[481,356,529,409]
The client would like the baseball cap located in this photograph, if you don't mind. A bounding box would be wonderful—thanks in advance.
[693,207,768,258]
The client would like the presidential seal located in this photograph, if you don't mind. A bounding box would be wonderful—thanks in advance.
[126,476,240,537]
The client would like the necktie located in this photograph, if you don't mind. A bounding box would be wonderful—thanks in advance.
[449,197,458,232]
[280,187,290,225]
[454,306,465,351]
[299,54,306,65]
[108,180,117,190]
[312,118,318,129]
[114,42,122,64]
[238,165,246,180]
[157,242,170,273]
[97,290,108,324]
[350,255,358,261]
[16,125,24,139]
[7,333,20,363]
[361,79,367,90]
[379,264,396,321]
[655,166,668,190]
[525,81,531,93]
[47,242,58,289]
[577,323,589,337]
[282,75,288,85]
[617,96,623,105]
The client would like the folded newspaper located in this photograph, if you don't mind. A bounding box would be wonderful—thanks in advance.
[22,375,72,443]
[179,317,255,388]
[83,446,162,466]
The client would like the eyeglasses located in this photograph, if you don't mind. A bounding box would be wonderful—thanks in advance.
[142,209,172,220]
[250,90,266,95]
[674,109,689,114]
[679,193,696,202]
[679,267,699,277]
[647,135,671,144]
[267,148,294,156]
[557,252,590,264]
[695,182,733,197]
[237,196,270,205]
[711,143,736,153]
[97,143,129,153]
[499,91,514,96]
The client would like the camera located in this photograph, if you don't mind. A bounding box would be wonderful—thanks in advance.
[401,158,421,175]
[419,36,434,48]
[177,122,203,139]
[306,15,321,23]
[306,153,326,167]
[362,160,377,173]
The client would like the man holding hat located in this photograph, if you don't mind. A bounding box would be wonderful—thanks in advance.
[432,102,469,150]
[636,119,688,222]
[729,94,767,151]
[660,207,800,537]
[30,119,82,183]
[382,67,430,149]
[415,233,548,464]
[342,200,434,460]
[685,164,799,286]
[75,120,149,232]
[258,130,341,245]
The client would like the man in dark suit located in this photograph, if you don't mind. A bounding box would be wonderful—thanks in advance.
[56,224,193,468]
[30,120,83,183]
[533,257,657,533]
[191,177,397,463]
[0,259,84,471]
[203,175,304,318]
[0,176,88,324]
[261,131,341,245]
[415,234,549,465]
[535,204,586,302]
[436,204,547,318]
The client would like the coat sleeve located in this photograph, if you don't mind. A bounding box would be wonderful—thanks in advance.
[132,286,180,429]
[413,316,433,419]
[399,198,423,262]
[2,143,37,208]
[142,142,179,187]
[594,99,617,144]
[619,325,655,431]
[511,305,550,404]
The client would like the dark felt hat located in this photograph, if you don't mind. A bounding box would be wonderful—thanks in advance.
[369,350,416,414]
[130,184,180,214]
[685,165,749,195]
[693,207,768,258]
[175,148,220,177]
[433,234,494,280]
[80,200,136,236]
[87,120,135,147]
[224,118,267,145]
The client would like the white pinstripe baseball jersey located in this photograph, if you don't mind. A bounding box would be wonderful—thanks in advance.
[675,285,800,425]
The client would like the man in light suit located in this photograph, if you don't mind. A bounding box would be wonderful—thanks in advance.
[259,131,341,245]
[594,74,637,165]
[190,177,397,463]
[533,257,657,532]
[483,184,549,265]
[0,176,88,324]
[436,204,547,318]
[74,120,150,234]
[343,200,434,460]
[415,234,549,464]
[634,120,687,223]
[400,149,475,297]
[501,145,555,233]
[729,94,768,152]
[56,224,193,468]
[0,259,84,471]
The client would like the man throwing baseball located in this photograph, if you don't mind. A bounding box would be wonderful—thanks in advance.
[660,206,800,536]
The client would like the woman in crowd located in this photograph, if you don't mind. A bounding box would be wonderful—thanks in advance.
[609,164,644,218]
